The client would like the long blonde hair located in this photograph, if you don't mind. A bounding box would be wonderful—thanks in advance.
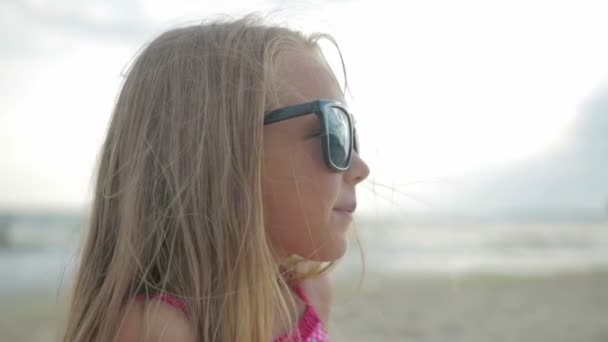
[62,13,349,342]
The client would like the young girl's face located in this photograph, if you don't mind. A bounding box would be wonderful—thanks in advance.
[263,49,370,262]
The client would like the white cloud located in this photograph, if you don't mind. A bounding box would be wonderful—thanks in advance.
[2,0,608,212]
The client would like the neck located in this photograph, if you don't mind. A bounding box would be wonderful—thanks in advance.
[271,278,307,339]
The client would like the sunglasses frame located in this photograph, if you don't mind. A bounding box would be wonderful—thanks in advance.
[264,99,358,172]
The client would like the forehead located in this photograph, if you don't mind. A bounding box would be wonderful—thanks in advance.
[273,48,345,108]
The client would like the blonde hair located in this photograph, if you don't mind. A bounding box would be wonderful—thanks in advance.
[62,13,349,342]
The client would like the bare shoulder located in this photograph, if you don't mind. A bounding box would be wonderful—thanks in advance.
[116,298,195,342]
[300,272,333,324]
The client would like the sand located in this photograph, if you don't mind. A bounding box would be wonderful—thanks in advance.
[1,270,607,342]
[330,269,608,342]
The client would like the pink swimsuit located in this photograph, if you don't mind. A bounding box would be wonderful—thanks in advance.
[134,284,329,342]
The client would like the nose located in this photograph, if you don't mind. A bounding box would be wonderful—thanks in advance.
[345,152,370,185]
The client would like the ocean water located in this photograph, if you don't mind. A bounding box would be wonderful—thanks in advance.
[1,216,607,294]
[340,220,608,276]
[0,248,77,293]
[0,217,81,294]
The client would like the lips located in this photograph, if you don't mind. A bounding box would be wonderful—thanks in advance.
[334,203,357,213]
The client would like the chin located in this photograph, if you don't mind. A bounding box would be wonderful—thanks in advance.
[307,237,348,262]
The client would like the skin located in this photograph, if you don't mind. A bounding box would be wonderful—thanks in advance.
[263,48,370,262]
[264,48,369,338]
[117,48,370,342]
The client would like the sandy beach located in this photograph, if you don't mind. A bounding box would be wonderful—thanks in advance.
[1,269,607,342]
[330,270,608,342]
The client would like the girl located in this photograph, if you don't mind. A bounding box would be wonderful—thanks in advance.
[62,13,370,342]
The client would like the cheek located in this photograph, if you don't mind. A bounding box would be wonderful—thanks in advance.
[262,141,342,258]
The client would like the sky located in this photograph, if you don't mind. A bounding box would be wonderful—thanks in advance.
[432,85,608,218]
[1,0,608,214]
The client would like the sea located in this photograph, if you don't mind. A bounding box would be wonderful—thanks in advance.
[1,212,607,294]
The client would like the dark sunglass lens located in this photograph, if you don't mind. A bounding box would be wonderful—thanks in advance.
[327,107,351,168]
[353,127,359,153]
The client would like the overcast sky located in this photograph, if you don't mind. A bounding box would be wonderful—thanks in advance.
[1,0,608,214]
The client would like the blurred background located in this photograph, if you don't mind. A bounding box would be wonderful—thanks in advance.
[1,0,607,341]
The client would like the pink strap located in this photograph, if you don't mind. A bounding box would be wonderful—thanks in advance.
[135,286,327,341]
[134,292,189,315]
[292,283,311,304]
[272,284,324,342]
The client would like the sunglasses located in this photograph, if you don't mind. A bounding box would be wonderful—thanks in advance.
[264,99,358,172]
